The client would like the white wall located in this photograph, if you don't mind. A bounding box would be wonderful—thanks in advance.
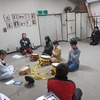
[0,0,76,52]
[90,1,100,16]
[85,1,100,37]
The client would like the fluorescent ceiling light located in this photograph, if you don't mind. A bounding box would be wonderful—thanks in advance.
[87,0,99,3]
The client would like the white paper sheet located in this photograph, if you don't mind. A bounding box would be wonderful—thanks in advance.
[52,63,59,67]
[0,93,10,100]
[36,92,59,100]
[12,54,22,59]
[5,79,15,85]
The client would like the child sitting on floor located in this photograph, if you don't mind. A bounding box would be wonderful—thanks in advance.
[47,63,82,100]
[50,41,61,63]
[0,50,14,80]
[67,40,81,72]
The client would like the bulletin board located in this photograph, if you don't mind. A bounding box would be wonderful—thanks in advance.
[3,13,37,30]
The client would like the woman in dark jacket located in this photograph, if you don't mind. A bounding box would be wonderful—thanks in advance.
[43,36,53,56]
[90,26,100,45]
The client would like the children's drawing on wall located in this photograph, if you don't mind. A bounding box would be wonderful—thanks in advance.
[13,21,19,28]
[31,13,36,25]
[31,13,36,19]
[3,14,11,22]
[26,20,31,27]
[19,21,26,27]
[6,22,13,30]
[18,14,25,20]
[32,20,36,24]
[11,14,18,20]
[25,13,30,19]
[3,13,36,30]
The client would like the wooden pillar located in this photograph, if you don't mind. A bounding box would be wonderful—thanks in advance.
[85,2,95,30]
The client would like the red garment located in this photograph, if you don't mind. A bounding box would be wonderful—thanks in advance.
[21,48,33,55]
[47,79,76,100]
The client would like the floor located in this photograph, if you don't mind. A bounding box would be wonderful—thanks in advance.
[0,39,100,100]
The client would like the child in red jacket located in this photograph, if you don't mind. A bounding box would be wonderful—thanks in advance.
[47,63,82,100]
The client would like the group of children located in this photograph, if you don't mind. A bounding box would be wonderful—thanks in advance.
[42,36,61,63]
[0,34,81,79]
[19,33,80,72]
[43,35,80,72]
[42,36,82,100]
[0,34,82,100]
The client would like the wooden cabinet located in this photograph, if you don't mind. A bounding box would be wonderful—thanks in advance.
[62,12,76,41]
[76,13,88,39]
[62,13,68,41]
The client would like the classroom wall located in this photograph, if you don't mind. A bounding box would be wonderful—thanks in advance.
[0,0,76,53]
[90,2,100,16]
[86,1,100,37]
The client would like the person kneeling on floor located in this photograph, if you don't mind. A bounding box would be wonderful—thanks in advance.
[90,26,100,46]
[42,36,53,56]
[67,40,81,72]
[0,50,14,80]
[50,41,61,63]
[47,63,83,100]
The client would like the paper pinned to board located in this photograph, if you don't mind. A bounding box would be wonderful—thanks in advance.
[36,92,60,100]
[12,54,22,59]
[0,93,10,100]
[5,79,15,86]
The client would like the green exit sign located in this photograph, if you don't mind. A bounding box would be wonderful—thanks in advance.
[38,10,48,15]
[38,11,42,15]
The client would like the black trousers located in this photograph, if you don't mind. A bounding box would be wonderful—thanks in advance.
[73,88,83,100]
[90,35,99,45]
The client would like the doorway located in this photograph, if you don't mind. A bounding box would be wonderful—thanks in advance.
[38,15,62,45]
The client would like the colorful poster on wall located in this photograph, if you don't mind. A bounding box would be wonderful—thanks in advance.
[3,14,11,22]
[13,21,19,28]
[3,13,36,30]
[6,22,13,30]
[17,14,25,20]
[26,19,31,27]
[31,13,36,25]
[25,13,30,19]
[11,14,18,20]
[19,20,26,27]
[3,14,13,30]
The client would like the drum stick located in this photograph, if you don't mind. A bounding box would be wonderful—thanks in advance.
[37,49,49,55]
[14,67,18,74]
[37,49,42,53]
[25,54,30,58]
[63,61,67,63]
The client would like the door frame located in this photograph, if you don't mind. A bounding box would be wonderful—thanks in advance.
[37,14,63,45]
[66,12,76,41]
